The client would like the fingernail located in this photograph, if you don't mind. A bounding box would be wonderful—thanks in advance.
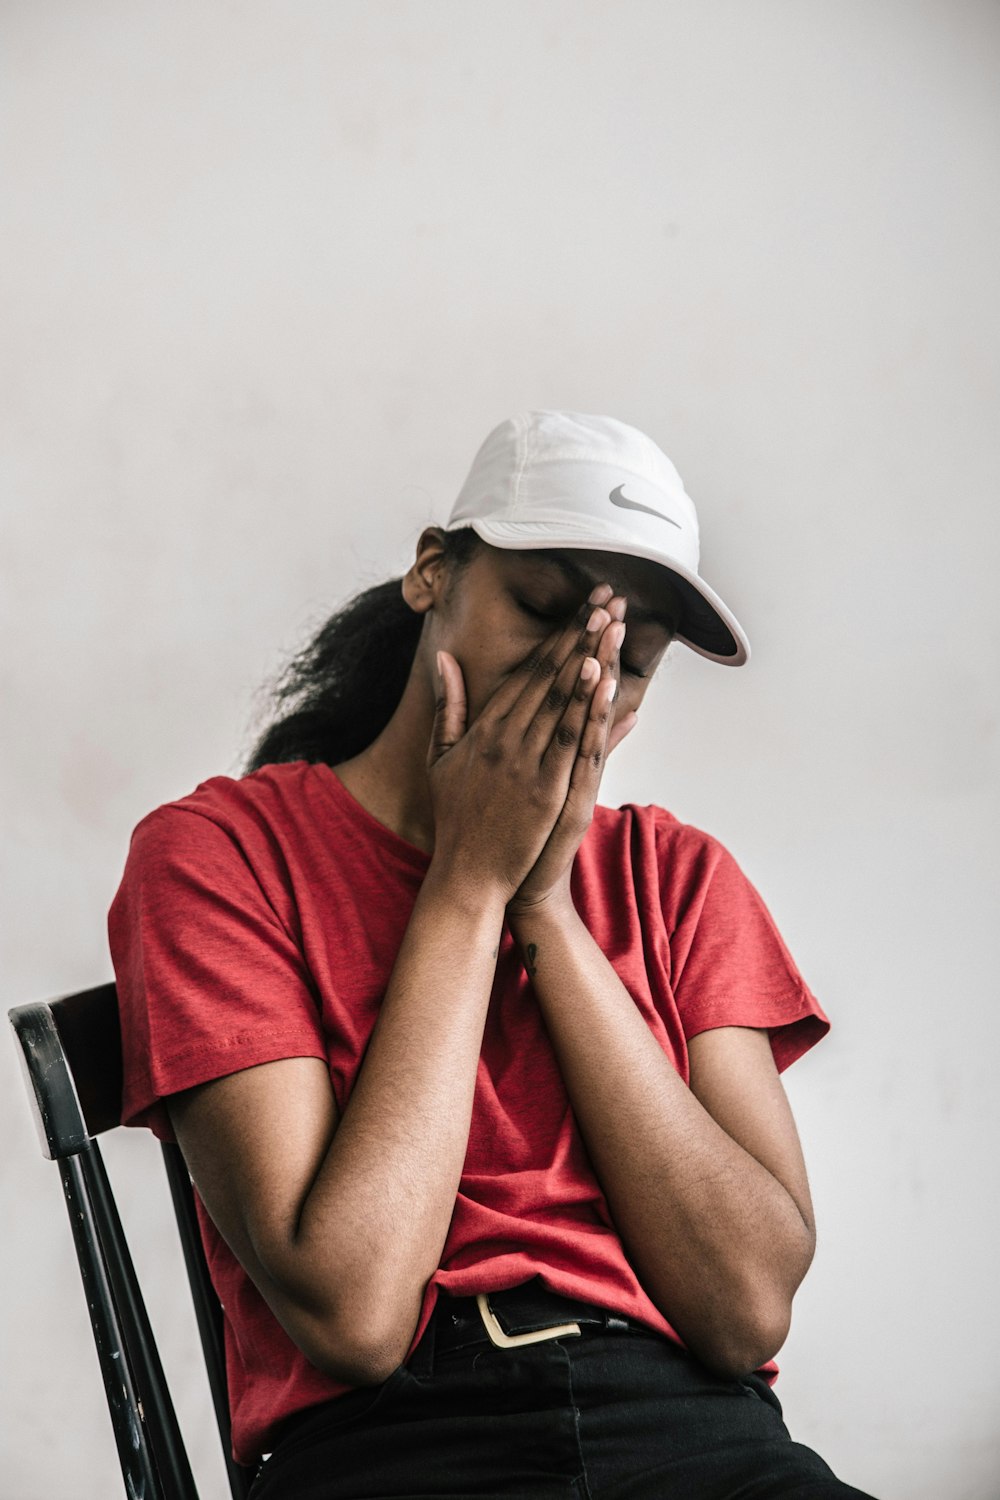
[608,597,627,621]
[435,650,444,681]
[588,583,613,605]
[586,607,608,632]
[580,656,600,681]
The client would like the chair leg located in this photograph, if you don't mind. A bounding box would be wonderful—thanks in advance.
[84,1146,200,1500]
[60,1152,166,1500]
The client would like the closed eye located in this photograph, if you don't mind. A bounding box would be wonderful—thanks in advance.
[515,597,647,678]
[516,597,565,625]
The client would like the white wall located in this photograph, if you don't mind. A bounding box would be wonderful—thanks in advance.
[2,3,998,1497]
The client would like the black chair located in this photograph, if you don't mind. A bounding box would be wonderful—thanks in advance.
[9,982,256,1500]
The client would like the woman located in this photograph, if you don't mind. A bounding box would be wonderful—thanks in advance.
[110,411,876,1498]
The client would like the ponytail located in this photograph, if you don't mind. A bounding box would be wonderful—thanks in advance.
[245,526,481,772]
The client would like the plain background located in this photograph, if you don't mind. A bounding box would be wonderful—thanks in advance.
[2,3,998,1497]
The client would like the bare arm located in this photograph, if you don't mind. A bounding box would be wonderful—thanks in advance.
[507,899,815,1379]
[167,586,619,1386]
[169,867,506,1387]
[501,591,814,1378]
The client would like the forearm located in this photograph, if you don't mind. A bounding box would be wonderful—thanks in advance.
[288,862,505,1369]
[509,898,814,1376]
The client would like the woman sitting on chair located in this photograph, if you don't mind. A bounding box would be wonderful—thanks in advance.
[110,410,877,1499]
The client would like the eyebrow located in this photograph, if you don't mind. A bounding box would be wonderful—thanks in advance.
[519,549,679,629]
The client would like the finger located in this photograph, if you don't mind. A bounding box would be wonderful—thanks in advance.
[504,594,616,745]
[427,649,467,767]
[565,670,619,803]
[490,585,609,725]
[520,602,614,755]
[587,607,631,763]
[480,583,613,726]
[511,590,622,763]
[597,607,625,677]
[536,653,602,778]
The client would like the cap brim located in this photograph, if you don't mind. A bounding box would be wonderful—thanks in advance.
[454,517,750,667]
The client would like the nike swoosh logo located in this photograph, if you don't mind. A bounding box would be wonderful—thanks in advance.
[609,484,682,529]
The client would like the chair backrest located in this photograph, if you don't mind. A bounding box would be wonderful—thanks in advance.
[9,983,255,1500]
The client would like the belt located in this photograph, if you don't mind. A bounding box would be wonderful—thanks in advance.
[424,1276,650,1357]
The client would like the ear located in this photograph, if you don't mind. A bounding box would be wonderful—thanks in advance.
[401,526,450,615]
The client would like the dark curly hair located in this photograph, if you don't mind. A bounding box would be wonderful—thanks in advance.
[245,526,482,772]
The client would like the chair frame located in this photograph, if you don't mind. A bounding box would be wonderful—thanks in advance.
[9,982,255,1500]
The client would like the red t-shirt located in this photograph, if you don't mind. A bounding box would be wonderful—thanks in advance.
[108,759,829,1465]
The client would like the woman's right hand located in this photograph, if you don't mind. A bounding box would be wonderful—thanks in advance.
[164,593,632,1392]
[426,585,619,901]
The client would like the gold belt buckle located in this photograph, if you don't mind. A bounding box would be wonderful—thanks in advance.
[476,1292,582,1349]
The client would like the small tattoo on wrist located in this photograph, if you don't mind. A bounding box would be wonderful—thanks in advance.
[525,942,538,978]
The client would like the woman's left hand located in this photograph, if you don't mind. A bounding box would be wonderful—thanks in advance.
[506,598,637,919]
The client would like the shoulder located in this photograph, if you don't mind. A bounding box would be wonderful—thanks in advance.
[584,801,770,930]
[108,764,329,980]
[126,760,321,849]
[588,800,735,875]
[114,762,330,909]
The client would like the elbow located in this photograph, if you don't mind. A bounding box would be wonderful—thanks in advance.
[294,1306,411,1387]
[672,1263,796,1380]
[306,1332,406,1389]
[250,1231,415,1386]
[697,1294,793,1381]
[313,1283,420,1385]
[652,1208,814,1382]
[708,1225,814,1378]
[290,1278,418,1387]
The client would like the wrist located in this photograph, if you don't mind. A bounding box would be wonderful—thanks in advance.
[506,885,580,933]
[421,856,510,925]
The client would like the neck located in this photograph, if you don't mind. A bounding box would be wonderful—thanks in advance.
[333,656,437,853]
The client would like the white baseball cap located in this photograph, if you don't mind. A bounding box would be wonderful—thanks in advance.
[445,410,750,667]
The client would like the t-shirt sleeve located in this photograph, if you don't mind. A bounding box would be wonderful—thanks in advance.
[659,821,830,1073]
[108,803,328,1142]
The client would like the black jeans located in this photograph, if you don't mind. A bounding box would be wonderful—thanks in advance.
[250,1286,878,1500]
